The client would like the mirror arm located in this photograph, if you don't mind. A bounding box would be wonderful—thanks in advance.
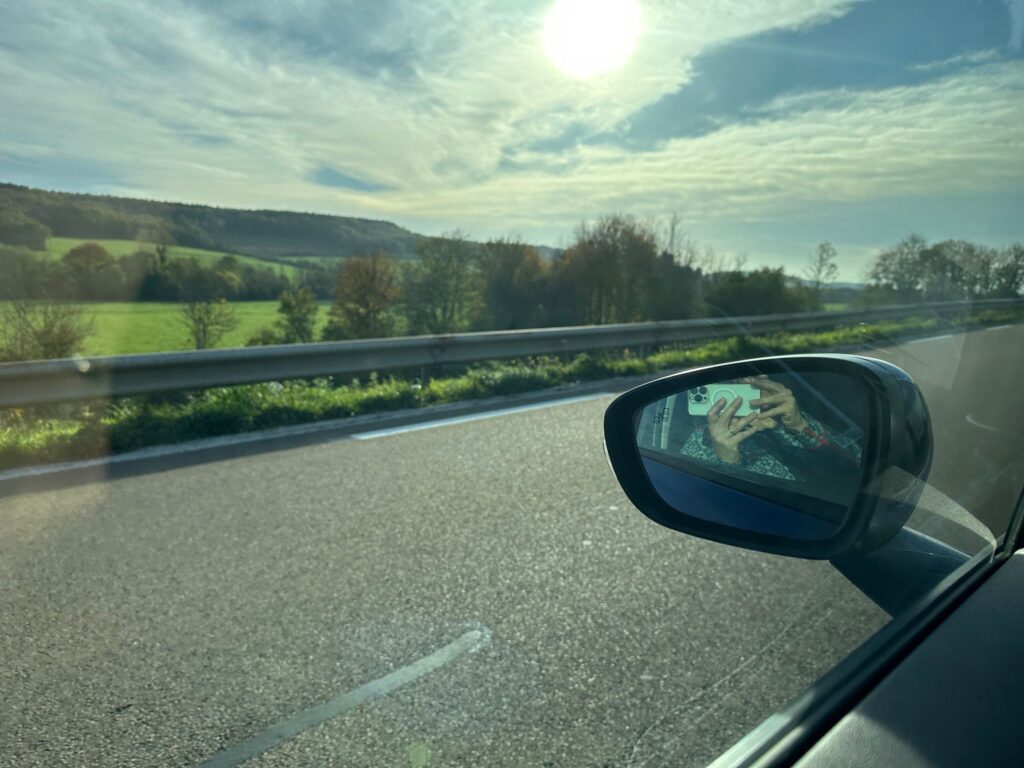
[830,526,970,617]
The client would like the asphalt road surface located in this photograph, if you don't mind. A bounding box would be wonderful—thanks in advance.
[2,324,1022,768]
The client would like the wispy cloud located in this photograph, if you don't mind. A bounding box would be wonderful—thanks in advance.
[0,0,1020,276]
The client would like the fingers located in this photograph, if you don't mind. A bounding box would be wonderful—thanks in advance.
[728,413,758,433]
[707,397,727,423]
[756,405,789,420]
[723,396,743,422]
[732,426,760,444]
[749,394,786,408]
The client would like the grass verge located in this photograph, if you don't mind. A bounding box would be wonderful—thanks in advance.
[2,308,1020,471]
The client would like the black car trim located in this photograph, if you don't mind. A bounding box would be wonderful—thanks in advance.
[715,482,1024,768]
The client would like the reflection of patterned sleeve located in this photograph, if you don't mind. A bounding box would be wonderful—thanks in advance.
[776,411,863,461]
[681,426,797,481]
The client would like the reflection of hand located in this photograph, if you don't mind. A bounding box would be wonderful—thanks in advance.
[707,396,774,464]
[745,377,807,432]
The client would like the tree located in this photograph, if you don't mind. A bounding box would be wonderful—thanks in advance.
[274,288,318,343]
[703,268,812,316]
[475,239,549,330]
[992,244,1024,298]
[0,209,50,250]
[867,234,929,302]
[323,252,402,339]
[62,241,123,300]
[179,299,238,349]
[804,241,839,307]
[644,252,703,321]
[554,215,660,325]
[0,299,93,361]
[403,234,479,334]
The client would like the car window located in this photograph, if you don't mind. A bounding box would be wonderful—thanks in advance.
[1,2,1022,767]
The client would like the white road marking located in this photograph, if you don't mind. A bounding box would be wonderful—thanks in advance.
[195,626,491,768]
[985,324,1013,332]
[351,392,613,440]
[907,333,954,345]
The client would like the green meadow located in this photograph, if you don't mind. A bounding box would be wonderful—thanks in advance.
[0,301,330,356]
[45,237,302,279]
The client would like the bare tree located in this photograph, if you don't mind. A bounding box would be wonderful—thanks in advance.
[804,241,840,305]
[0,299,93,361]
[180,299,238,349]
[659,213,702,268]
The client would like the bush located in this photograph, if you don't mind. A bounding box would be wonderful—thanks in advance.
[1,309,1021,470]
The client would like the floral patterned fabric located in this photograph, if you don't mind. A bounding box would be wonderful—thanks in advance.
[680,411,858,481]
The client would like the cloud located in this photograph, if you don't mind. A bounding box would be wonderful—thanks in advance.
[383,61,1024,231]
[0,0,1021,271]
[0,0,856,201]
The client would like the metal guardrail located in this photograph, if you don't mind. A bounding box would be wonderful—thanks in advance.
[0,299,1020,408]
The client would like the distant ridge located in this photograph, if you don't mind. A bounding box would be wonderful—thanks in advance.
[0,182,421,263]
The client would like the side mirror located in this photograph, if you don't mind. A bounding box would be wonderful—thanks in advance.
[603,354,933,560]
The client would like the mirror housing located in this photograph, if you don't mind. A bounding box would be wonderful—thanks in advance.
[604,354,932,560]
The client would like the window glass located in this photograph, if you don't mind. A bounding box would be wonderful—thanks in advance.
[1,2,1021,767]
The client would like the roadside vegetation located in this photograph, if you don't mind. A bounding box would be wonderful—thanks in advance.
[2,306,1020,471]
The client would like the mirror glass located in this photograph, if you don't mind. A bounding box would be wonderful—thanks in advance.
[635,372,869,540]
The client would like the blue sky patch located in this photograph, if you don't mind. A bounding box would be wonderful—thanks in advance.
[604,0,1016,149]
[312,166,391,193]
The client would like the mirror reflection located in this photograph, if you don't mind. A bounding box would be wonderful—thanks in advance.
[636,372,868,540]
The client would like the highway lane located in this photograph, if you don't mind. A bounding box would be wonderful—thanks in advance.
[2,324,1022,768]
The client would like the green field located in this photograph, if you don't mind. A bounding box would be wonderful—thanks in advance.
[45,237,301,279]
[0,301,330,356]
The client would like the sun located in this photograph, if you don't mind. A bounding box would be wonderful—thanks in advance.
[543,0,642,79]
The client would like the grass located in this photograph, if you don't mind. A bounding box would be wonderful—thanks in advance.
[45,237,301,279]
[0,301,330,356]
[2,306,1021,471]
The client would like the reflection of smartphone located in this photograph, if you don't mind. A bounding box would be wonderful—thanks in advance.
[687,383,761,417]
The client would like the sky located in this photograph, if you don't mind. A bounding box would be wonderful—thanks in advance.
[1,0,1023,280]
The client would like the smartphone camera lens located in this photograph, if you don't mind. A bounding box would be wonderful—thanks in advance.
[697,386,707,394]
[693,393,705,403]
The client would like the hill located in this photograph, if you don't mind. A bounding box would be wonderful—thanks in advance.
[0,182,420,263]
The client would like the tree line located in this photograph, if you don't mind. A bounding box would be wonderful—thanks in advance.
[1,243,291,302]
[244,215,818,349]
[4,212,1022,361]
[859,235,1024,305]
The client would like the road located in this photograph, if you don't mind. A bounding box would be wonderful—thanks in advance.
[2,324,1022,768]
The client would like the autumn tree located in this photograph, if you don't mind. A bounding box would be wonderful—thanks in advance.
[323,252,401,339]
